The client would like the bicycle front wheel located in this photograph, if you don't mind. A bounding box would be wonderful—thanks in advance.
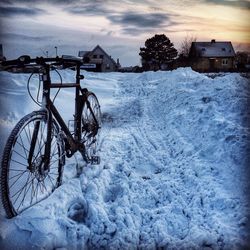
[1,111,64,218]
[81,92,101,160]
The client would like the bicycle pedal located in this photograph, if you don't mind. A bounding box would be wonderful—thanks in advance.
[90,156,100,165]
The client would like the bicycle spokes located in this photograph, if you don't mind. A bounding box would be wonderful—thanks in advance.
[81,93,101,161]
[4,112,62,215]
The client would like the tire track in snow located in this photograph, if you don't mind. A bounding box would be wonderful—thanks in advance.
[32,71,247,249]
[79,73,196,249]
[143,71,250,249]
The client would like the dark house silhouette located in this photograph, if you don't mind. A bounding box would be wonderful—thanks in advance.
[189,40,236,72]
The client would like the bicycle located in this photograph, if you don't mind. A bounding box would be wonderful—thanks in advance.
[0,55,101,218]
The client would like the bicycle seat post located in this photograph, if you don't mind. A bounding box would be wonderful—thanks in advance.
[41,63,53,171]
[41,64,51,106]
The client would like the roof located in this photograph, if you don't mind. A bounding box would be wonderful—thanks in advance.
[78,51,91,57]
[92,45,117,65]
[78,45,117,66]
[191,40,236,58]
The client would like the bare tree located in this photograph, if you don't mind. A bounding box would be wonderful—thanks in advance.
[179,35,197,58]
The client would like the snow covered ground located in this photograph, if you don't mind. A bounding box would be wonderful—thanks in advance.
[0,68,250,249]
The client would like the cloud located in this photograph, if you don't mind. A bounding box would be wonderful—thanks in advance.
[0,0,77,4]
[0,0,11,3]
[1,33,54,41]
[63,0,122,17]
[108,12,170,28]
[43,0,78,3]
[0,6,46,17]
[106,12,179,35]
[121,27,151,35]
[65,2,110,16]
[63,2,180,36]
[121,26,197,36]
[203,0,250,9]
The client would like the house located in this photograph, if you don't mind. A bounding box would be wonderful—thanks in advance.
[78,45,120,72]
[189,39,236,72]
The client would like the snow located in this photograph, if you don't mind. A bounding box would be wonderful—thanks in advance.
[0,68,250,249]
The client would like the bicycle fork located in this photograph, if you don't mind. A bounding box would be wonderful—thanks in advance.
[27,121,41,167]
[27,111,52,175]
[27,67,53,174]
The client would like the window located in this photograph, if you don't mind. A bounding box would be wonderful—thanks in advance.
[93,55,97,58]
[100,55,104,59]
[221,48,226,51]
[106,63,110,69]
[202,48,206,51]
[222,59,228,65]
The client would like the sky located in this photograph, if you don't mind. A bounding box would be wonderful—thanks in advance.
[0,0,249,66]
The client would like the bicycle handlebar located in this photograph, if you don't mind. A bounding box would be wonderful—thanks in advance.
[1,55,83,68]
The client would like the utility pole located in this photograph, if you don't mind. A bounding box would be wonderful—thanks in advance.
[55,46,58,57]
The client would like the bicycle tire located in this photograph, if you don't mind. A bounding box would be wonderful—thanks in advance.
[81,92,101,160]
[1,111,64,218]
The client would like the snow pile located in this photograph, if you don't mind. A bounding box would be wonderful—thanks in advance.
[0,68,249,249]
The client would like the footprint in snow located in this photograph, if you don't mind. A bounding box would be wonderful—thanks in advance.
[67,200,87,223]
[104,185,124,203]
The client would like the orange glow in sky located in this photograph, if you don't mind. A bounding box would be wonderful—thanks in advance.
[0,0,249,65]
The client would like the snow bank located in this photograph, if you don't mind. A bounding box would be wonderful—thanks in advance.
[0,68,249,249]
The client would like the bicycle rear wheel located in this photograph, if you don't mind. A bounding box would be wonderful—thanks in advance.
[81,92,101,160]
[1,111,64,218]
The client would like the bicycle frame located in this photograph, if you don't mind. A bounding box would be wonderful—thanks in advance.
[32,63,88,171]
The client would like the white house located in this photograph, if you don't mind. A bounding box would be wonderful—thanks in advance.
[78,45,120,72]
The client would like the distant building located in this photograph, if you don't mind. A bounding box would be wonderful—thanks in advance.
[189,39,236,72]
[78,45,120,72]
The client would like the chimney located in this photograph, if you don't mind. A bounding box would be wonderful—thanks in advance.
[211,39,216,43]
